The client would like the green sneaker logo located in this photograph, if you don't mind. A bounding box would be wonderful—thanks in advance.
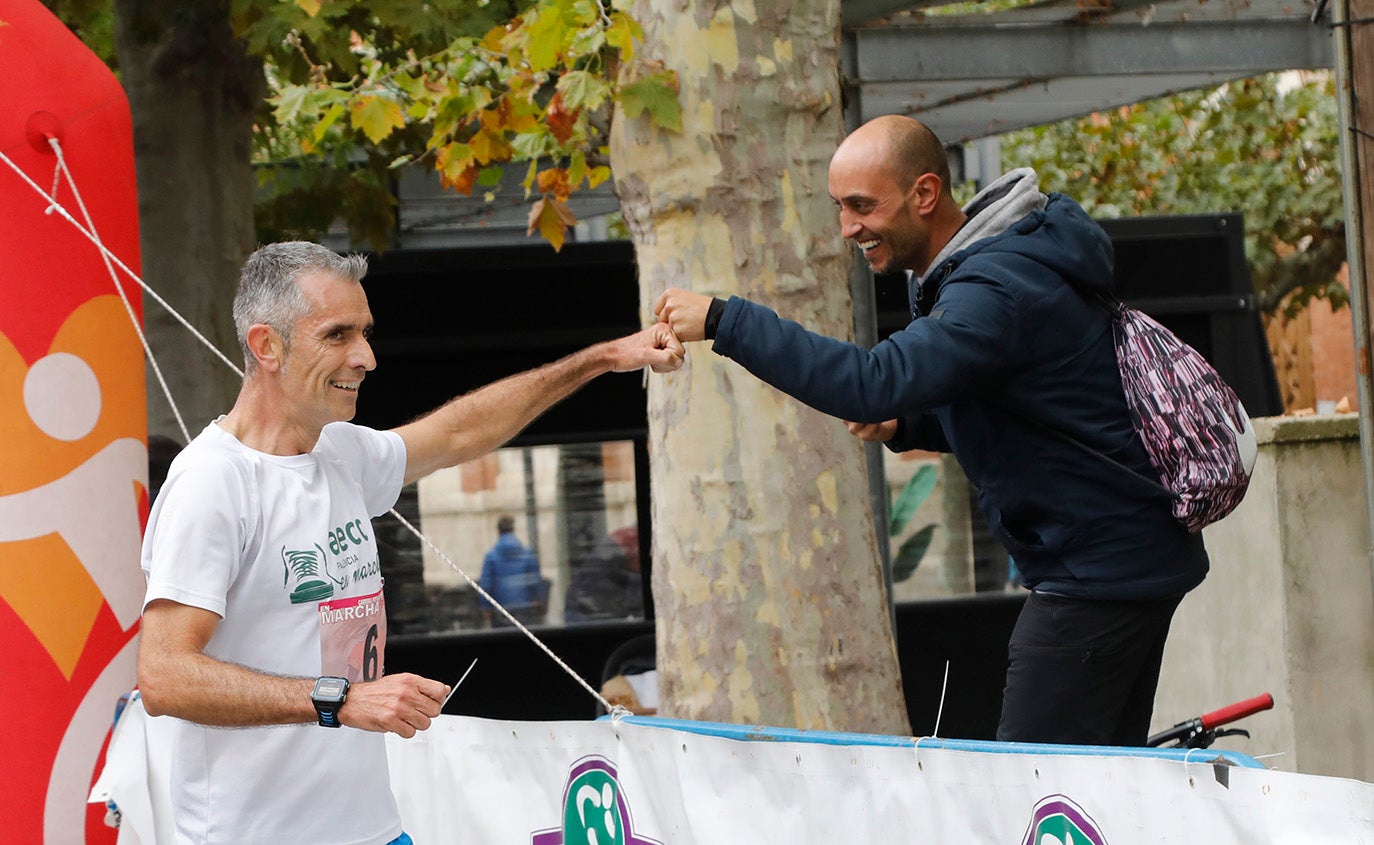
[533,757,660,845]
[282,544,333,604]
[1022,795,1108,845]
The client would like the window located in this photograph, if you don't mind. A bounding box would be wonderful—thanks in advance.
[884,450,1017,602]
[378,439,648,635]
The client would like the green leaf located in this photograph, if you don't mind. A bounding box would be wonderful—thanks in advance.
[477,165,504,187]
[570,0,601,26]
[557,70,612,111]
[604,11,641,59]
[524,7,569,73]
[889,464,937,536]
[511,130,551,160]
[393,71,427,100]
[617,72,681,131]
[313,103,345,143]
[273,84,313,124]
[570,26,607,56]
[893,525,936,583]
[567,149,587,186]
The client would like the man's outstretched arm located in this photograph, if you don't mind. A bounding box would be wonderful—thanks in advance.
[395,324,683,485]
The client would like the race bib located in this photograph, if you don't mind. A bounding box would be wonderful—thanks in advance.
[318,587,387,682]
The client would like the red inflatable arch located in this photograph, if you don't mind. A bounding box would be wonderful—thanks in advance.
[0,1,146,842]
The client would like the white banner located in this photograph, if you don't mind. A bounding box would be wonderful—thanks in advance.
[389,716,1374,844]
[95,701,1374,844]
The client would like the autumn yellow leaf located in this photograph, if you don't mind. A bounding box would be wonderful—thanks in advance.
[526,196,576,250]
[483,19,516,53]
[472,127,516,165]
[469,129,497,164]
[536,167,571,199]
[440,162,479,195]
[350,95,406,144]
[437,142,476,182]
[526,197,546,234]
[550,196,577,227]
[479,104,508,133]
[506,107,542,134]
[587,165,611,189]
[295,0,322,16]
[527,197,561,250]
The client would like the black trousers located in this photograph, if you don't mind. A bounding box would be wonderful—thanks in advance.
[996,590,1184,746]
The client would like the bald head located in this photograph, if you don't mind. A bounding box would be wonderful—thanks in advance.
[833,116,952,198]
[829,116,966,275]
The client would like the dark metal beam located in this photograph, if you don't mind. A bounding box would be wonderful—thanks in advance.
[850,19,1332,82]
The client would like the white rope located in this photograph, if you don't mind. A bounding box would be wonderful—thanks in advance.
[386,507,615,713]
[912,735,932,771]
[45,138,191,443]
[1181,746,1210,782]
[0,145,245,382]
[932,659,950,738]
[4,138,617,713]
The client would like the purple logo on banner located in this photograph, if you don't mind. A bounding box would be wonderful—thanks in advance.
[532,756,662,845]
[1021,794,1109,845]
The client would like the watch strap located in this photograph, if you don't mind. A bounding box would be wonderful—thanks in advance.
[311,676,349,728]
[317,704,342,728]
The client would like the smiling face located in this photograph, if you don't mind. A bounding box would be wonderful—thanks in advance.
[828,116,960,277]
[276,271,376,431]
[829,142,933,276]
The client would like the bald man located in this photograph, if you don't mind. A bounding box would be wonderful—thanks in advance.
[654,115,1208,747]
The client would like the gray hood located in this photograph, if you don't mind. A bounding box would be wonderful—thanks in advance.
[915,167,1048,287]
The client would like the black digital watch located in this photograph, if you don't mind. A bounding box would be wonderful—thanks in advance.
[311,676,349,728]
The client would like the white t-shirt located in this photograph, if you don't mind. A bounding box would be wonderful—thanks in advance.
[141,420,407,845]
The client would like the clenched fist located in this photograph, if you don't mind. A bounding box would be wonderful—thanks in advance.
[652,288,712,343]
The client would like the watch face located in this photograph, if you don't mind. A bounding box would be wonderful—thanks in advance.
[315,678,346,699]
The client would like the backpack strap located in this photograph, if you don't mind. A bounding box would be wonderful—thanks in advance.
[1014,412,1182,503]
[1009,287,1182,503]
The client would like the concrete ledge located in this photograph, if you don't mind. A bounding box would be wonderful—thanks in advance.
[1251,413,1360,445]
[1158,411,1374,780]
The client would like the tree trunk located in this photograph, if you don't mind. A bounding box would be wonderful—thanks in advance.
[610,0,910,733]
[114,0,260,439]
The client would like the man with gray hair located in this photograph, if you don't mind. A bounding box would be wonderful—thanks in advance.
[138,241,683,844]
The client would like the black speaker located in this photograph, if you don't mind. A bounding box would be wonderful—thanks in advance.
[352,241,647,439]
[1098,213,1282,417]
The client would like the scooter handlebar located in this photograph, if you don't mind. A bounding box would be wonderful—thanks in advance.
[1199,692,1273,731]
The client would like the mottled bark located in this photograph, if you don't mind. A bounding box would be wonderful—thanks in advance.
[114,0,259,438]
[611,0,910,733]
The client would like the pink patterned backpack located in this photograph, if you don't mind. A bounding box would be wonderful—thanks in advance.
[1107,301,1257,532]
[1033,298,1257,533]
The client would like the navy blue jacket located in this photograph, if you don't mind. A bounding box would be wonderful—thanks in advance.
[712,194,1207,600]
